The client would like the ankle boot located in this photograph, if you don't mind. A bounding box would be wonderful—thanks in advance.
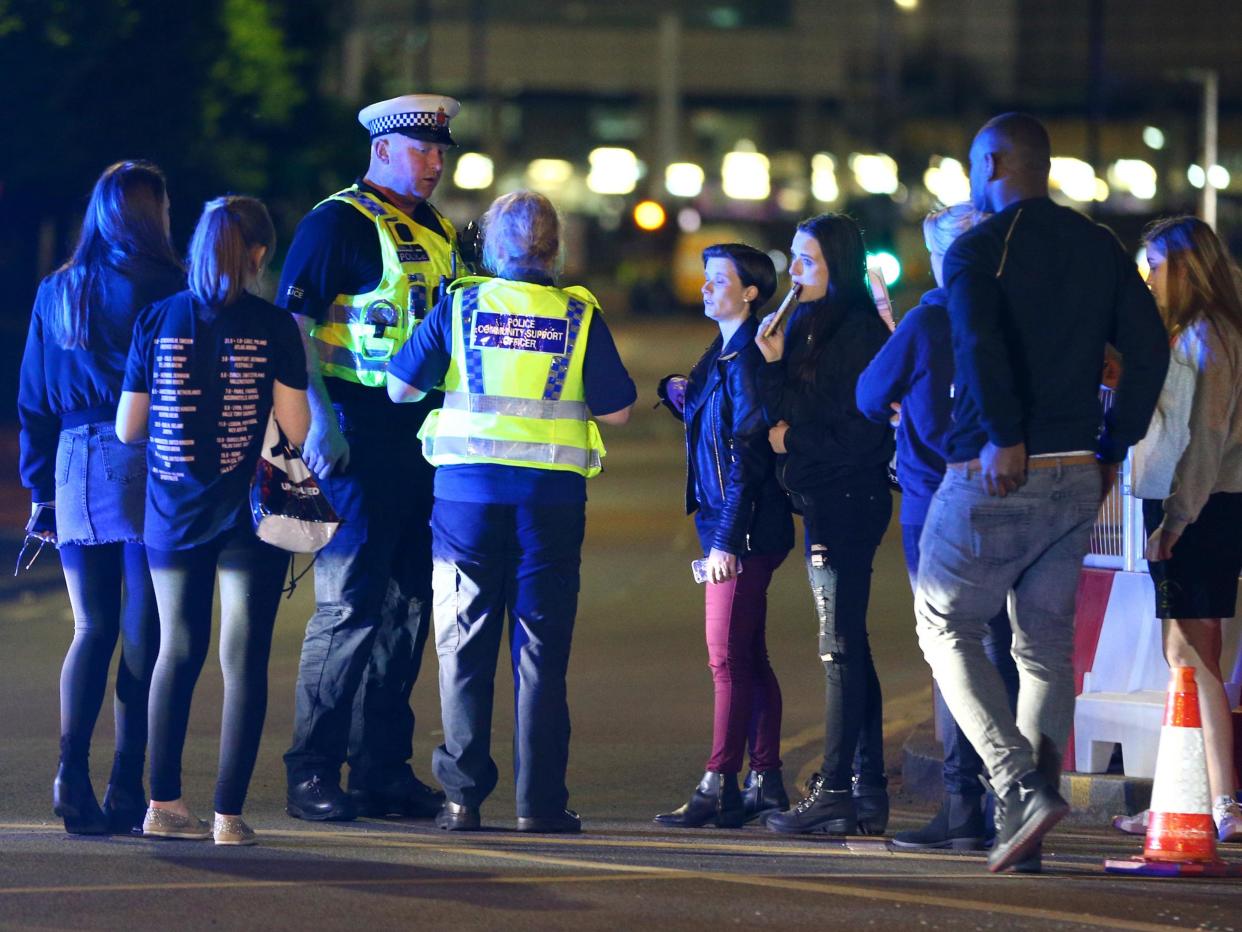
[654,772,744,828]
[741,769,789,824]
[53,762,108,835]
[102,782,148,835]
[892,793,986,850]
[765,773,857,835]
[852,775,889,835]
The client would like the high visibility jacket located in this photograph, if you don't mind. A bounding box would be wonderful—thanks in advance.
[418,277,606,478]
[309,185,459,388]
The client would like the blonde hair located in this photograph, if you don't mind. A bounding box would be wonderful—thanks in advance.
[481,191,560,277]
[924,202,988,258]
[1144,215,1242,342]
[187,196,276,306]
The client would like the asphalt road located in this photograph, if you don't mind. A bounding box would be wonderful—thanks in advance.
[0,318,1237,931]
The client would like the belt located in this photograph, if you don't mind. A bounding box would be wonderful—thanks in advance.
[947,453,1097,478]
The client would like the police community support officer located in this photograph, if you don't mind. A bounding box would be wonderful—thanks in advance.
[278,94,464,821]
[387,191,636,832]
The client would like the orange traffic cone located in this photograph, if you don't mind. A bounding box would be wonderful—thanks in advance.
[1106,666,1241,877]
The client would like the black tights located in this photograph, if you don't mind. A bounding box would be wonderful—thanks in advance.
[146,527,287,814]
[58,542,159,785]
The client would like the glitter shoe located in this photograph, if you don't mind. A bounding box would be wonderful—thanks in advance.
[213,814,257,846]
[1213,796,1242,843]
[142,806,211,840]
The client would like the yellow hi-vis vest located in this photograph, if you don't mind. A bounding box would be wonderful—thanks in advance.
[418,277,607,478]
[309,185,459,388]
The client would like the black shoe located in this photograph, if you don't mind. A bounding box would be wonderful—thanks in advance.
[765,773,857,835]
[53,763,108,835]
[101,782,147,836]
[350,772,445,819]
[654,772,744,828]
[517,809,581,834]
[852,775,889,835]
[436,800,482,831]
[287,776,358,822]
[741,769,789,824]
[987,771,1068,873]
[892,794,987,851]
[1012,840,1043,874]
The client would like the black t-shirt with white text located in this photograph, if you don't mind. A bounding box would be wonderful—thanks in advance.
[124,290,308,550]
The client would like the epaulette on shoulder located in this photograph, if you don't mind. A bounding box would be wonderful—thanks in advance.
[562,285,600,307]
[448,275,493,293]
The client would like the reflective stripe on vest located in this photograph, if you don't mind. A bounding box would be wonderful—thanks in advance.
[307,185,458,387]
[417,278,606,478]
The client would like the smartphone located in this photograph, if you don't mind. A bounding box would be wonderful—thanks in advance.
[691,559,744,584]
[867,267,896,332]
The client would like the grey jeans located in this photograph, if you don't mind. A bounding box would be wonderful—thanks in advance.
[914,462,1102,795]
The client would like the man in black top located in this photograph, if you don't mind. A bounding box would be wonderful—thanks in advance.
[913,113,1169,872]
[279,94,464,821]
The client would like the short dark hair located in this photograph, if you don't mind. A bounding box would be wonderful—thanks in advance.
[981,112,1051,175]
[702,243,778,311]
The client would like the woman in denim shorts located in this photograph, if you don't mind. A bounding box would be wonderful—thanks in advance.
[18,161,184,834]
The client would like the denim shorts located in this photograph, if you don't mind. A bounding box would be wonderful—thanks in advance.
[54,422,147,545]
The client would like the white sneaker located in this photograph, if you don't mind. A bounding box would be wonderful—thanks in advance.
[1213,796,1242,843]
[1111,809,1149,835]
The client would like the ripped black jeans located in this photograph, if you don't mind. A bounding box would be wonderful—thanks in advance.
[798,483,892,792]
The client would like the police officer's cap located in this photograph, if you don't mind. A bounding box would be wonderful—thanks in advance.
[358,94,460,147]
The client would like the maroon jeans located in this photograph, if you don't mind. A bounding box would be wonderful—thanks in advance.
[704,551,787,774]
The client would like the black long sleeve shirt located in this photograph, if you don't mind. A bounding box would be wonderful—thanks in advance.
[942,196,1169,464]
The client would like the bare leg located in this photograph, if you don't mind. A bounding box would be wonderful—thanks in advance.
[1163,618,1236,801]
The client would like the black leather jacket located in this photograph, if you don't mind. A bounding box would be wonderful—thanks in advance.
[679,316,793,557]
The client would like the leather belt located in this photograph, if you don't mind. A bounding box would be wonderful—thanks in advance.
[947,453,1098,478]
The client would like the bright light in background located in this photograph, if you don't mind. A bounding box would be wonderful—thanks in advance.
[665,162,705,198]
[1143,126,1166,150]
[1049,157,1104,203]
[894,0,919,9]
[587,147,640,195]
[924,156,971,205]
[1188,164,1206,189]
[850,153,900,196]
[1107,159,1157,200]
[722,150,770,200]
[811,153,840,203]
[776,186,807,213]
[526,159,573,193]
[1136,246,1150,280]
[768,249,788,275]
[677,207,702,233]
[453,152,494,190]
[1208,164,1231,189]
[867,251,902,287]
[633,200,666,231]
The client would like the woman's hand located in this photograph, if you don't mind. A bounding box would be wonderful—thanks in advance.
[768,420,790,454]
[754,313,785,363]
[705,547,738,584]
[889,401,902,427]
[665,376,687,415]
[1145,526,1181,563]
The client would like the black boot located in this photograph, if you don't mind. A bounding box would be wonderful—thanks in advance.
[765,773,857,835]
[654,772,744,828]
[852,775,889,835]
[741,769,789,824]
[349,770,445,819]
[892,794,986,850]
[987,770,1068,873]
[101,782,147,836]
[53,763,108,835]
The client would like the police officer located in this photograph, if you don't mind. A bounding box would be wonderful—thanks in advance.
[279,94,464,821]
[387,191,635,832]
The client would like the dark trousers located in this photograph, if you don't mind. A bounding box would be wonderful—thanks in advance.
[902,522,1019,797]
[801,484,892,792]
[284,416,434,787]
[58,542,159,785]
[430,499,585,818]
[704,551,786,774]
[147,526,288,813]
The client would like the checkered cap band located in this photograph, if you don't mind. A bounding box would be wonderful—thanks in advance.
[367,111,446,136]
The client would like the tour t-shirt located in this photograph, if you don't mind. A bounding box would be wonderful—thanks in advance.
[123,289,308,550]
